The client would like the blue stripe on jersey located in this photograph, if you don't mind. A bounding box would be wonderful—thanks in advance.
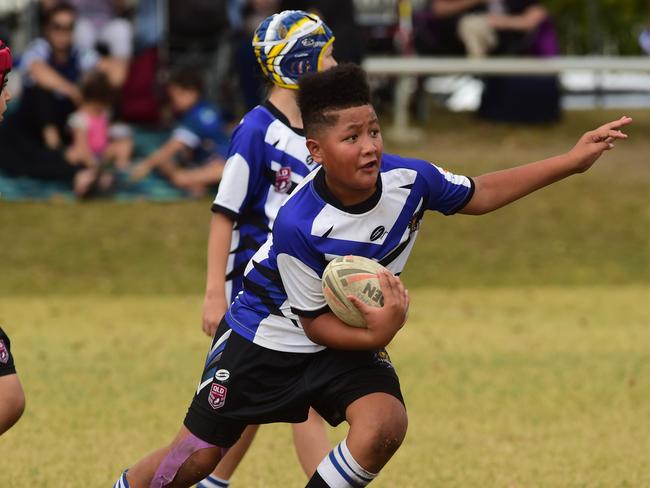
[212,102,318,302]
[225,153,474,352]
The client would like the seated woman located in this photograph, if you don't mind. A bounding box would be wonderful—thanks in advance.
[414,0,553,58]
[0,2,118,196]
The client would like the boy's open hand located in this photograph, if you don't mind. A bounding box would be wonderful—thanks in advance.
[568,116,632,173]
[348,271,410,346]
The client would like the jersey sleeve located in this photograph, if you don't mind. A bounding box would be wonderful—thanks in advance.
[211,123,267,220]
[274,212,329,318]
[172,108,208,149]
[419,162,475,215]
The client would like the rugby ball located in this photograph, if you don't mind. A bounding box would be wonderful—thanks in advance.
[322,255,388,328]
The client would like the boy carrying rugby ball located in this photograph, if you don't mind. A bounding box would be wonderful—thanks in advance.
[115,64,631,488]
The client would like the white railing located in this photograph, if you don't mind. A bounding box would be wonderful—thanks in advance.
[362,56,650,140]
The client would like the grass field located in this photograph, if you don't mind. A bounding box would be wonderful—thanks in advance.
[1,110,649,487]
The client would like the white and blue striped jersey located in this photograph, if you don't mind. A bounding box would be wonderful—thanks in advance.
[211,101,319,301]
[224,154,475,353]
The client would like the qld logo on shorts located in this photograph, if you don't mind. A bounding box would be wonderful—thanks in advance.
[0,339,8,364]
[208,382,228,410]
[274,167,292,193]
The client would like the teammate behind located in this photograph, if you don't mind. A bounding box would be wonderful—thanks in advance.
[114,64,631,487]
[130,67,230,197]
[198,10,336,488]
[0,41,26,436]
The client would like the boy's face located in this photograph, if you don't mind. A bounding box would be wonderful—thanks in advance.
[307,104,383,203]
[168,85,199,113]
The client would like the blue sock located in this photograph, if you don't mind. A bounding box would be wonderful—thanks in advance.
[312,439,377,487]
[113,470,129,488]
[197,474,231,488]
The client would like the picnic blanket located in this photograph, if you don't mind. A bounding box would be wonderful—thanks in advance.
[0,129,190,202]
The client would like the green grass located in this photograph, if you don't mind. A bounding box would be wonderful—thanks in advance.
[1,289,649,487]
[0,109,649,486]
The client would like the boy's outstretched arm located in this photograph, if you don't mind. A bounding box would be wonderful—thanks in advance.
[459,116,632,215]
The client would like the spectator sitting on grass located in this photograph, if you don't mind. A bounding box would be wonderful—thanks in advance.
[0,3,114,197]
[130,67,229,197]
[66,70,133,195]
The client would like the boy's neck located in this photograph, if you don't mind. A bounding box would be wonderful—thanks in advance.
[268,86,302,129]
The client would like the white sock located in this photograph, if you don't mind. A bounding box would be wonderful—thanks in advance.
[113,470,130,488]
[196,474,231,488]
[315,439,377,487]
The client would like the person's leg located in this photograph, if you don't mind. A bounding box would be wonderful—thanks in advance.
[116,425,223,488]
[0,328,25,436]
[306,393,407,487]
[198,425,260,488]
[292,408,331,477]
[0,374,25,436]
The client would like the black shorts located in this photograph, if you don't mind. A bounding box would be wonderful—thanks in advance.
[0,328,17,377]
[184,320,404,448]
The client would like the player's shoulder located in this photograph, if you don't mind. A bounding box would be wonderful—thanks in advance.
[381,152,434,173]
[273,171,321,236]
[238,104,278,132]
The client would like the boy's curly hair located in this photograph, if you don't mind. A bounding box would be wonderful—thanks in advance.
[298,64,372,137]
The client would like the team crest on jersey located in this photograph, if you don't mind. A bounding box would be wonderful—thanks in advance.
[208,382,228,409]
[274,167,292,193]
[0,339,8,364]
[374,350,394,369]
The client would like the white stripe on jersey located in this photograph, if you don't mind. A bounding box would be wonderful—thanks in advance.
[244,236,273,276]
[214,153,251,215]
[310,168,417,245]
[264,119,312,163]
[277,253,325,313]
[435,164,472,188]
[250,310,321,351]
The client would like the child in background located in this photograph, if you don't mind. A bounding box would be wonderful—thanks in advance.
[130,68,229,197]
[68,71,134,167]
[66,71,133,195]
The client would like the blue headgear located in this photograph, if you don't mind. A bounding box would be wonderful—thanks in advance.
[253,10,335,90]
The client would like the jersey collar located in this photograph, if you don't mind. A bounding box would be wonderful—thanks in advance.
[313,167,382,215]
[262,100,304,136]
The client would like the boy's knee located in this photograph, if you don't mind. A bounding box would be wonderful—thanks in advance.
[371,406,408,456]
